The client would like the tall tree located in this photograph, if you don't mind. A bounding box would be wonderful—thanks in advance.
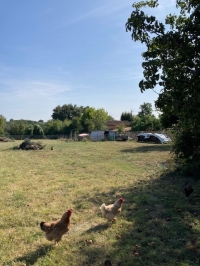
[52,104,86,121]
[81,107,110,132]
[44,119,70,135]
[6,120,26,135]
[131,115,160,131]
[159,112,178,129]
[51,105,62,120]
[24,124,44,137]
[120,112,133,121]
[138,102,153,117]
[0,115,5,135]
[70,117,83,133]
[126,0,200,174]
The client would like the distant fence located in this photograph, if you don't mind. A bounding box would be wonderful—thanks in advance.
[4,130,173,141]
[4,134,76,140]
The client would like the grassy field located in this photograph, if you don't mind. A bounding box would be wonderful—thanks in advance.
[0,139,200,266]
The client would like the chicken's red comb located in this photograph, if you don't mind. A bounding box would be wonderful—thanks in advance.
[120,197,124,202]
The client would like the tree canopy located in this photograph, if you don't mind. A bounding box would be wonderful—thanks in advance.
[81,107,110,132]
[138,102,153,117]
[131,114,160,131]
[0,115,5,135]
[126,0,200,174]
[6,120,26,136]
[120,112,133,122]
[52,104,86,121]
[120,102,161,131]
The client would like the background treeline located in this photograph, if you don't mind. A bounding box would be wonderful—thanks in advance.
[0,102,164,138]
[121,102,161,131]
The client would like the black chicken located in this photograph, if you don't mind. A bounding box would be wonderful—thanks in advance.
[184,181,193,198]
[105,259,112,266]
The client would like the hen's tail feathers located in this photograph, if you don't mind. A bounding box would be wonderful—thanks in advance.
[40,222,46,231]
[100,203,106,216]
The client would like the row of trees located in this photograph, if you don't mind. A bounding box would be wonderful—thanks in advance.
[0,106,111,137]
[0,103,163,137]
[121,102,161,131]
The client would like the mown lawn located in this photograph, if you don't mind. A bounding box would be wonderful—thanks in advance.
[0,139,200,266]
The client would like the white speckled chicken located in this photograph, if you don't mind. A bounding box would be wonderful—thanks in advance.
[100,197,124,222]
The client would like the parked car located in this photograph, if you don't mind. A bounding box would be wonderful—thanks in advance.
[137,133,171,144]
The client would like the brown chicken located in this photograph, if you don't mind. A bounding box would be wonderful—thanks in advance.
[40,209,72,245]
[100,197,124,222]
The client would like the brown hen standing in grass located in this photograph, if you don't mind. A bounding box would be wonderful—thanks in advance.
[40,209,72,245]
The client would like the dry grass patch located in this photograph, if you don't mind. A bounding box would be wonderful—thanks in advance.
[0,140,200,265]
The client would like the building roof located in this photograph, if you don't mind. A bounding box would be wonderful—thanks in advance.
[112,127,132,132]
[106,120,131,130]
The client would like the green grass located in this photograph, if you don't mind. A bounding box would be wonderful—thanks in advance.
[0,140,200,266]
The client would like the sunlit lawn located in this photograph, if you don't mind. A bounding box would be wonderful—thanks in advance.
[0,139,200,266]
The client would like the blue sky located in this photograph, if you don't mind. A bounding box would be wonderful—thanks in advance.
[0,0,176,121]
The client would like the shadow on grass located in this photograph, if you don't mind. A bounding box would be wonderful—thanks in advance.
[8,245,53,266]
[85,223,109,233]
[121,143,171,153]
[74,172,200,266]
